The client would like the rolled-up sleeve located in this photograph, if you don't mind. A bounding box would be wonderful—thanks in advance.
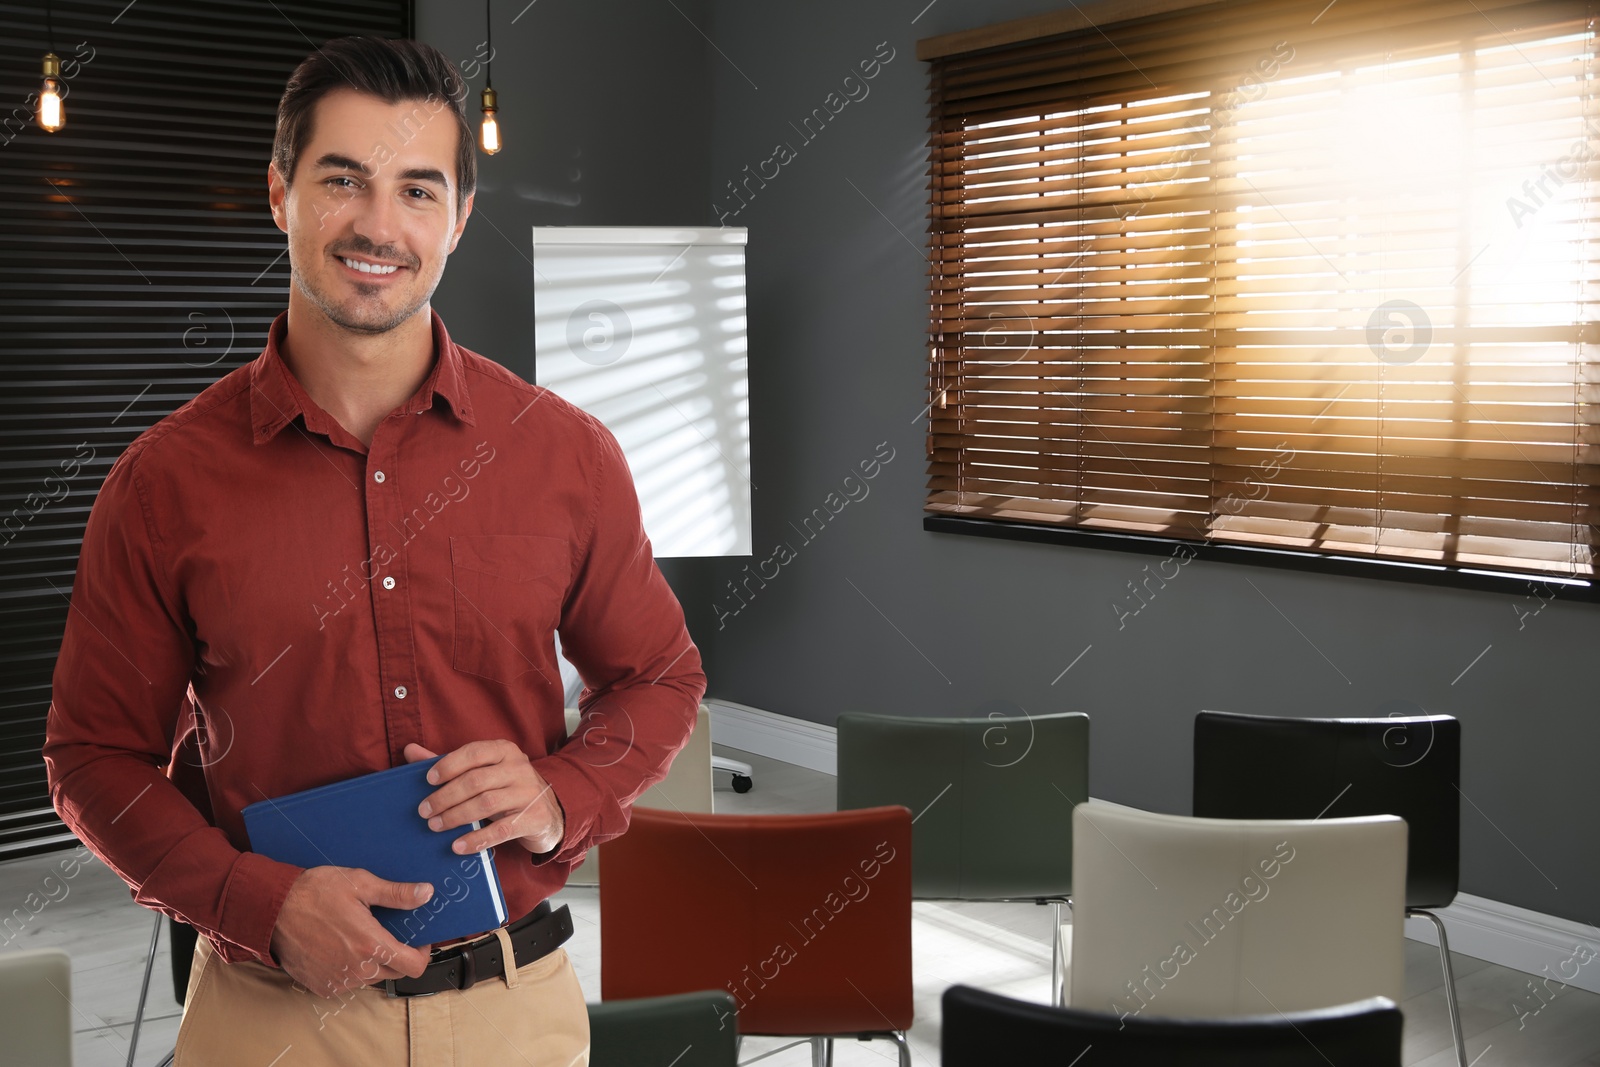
[42,451,302,966]
[530,419,707,866]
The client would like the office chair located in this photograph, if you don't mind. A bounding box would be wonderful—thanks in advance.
[0,947,75,1066]
[601,806,914,1067]
[836,709,1086,1005]
[1192,710,1466,1065]
[588,990,739,1066]
[1064,800,1407,1015]
[942,984,1404,1066]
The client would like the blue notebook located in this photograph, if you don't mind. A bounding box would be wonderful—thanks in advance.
[242,756,508,947]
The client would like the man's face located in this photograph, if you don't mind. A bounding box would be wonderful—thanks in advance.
[268,88,472,335]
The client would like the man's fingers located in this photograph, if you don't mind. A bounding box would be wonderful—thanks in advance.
[419,764,519,823]
[425,739,511,786]
[426,786,523,834]
[447,821,515,856]
[383,944,433,980]
[357,870,435,910]
[403,742,438,764]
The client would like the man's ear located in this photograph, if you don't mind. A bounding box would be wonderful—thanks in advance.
[446,190,474,254]
[267,162,289,235]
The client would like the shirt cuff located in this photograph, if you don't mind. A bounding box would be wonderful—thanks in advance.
[218,850,305,967]
[527,756,599,867]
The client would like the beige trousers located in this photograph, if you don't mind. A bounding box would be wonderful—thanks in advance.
[174,935,590,1067]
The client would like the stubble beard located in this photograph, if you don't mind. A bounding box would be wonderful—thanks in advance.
[292,260,435,336]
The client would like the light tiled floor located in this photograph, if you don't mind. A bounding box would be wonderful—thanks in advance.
[3,745,1597,1066]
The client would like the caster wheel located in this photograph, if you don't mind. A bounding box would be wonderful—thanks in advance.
[731,774,754,794]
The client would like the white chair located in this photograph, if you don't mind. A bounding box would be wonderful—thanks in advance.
[564,703,715,885]
[0,947,74,1066]
[1062,800,1407,1017]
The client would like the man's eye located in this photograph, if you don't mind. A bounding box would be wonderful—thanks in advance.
[404,188,433,200]
[327,176,358,189]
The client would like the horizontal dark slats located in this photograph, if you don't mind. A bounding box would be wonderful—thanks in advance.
[0,0,409,859]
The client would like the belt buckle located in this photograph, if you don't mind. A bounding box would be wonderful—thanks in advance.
[382,942,479,999]
[383,977,446,999]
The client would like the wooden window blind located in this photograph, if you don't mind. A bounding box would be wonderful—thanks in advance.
[925,0,1599,581]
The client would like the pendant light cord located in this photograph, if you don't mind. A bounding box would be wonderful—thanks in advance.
[485,0,493,90]
[47,0,56,54]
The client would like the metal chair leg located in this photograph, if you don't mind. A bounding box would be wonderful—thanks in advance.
[890,1029,911,1067]
[128,911,163,1067]
[809,1035,833,1067]
[1412,908,1468,1067]
[1051,900,1063,1008]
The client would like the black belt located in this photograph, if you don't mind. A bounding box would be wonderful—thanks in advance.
[382,901,573,998]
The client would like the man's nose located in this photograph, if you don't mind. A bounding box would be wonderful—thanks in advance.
[350,188,403,250]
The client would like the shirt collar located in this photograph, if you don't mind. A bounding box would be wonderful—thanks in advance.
[250,309,476,445]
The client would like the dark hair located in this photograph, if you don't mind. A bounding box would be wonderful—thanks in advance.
[273,37,475,209]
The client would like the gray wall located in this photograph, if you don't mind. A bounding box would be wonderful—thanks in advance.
[696,0,1599,925]
[415,0,722,671]
[422,0,1599,925]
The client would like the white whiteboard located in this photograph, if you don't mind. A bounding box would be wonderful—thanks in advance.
[532,226,752,558]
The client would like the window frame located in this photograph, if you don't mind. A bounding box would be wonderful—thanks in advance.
[920,0,1600,602]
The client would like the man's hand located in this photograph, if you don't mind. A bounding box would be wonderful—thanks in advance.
[404,740,565,856]
[269,866,434,998]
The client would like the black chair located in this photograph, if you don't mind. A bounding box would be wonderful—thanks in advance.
[941,985,1403,1066]
[1192,710,1464,1066]
[170,917,198,1003]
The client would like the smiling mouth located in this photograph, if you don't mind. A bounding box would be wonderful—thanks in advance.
[339,255,403,276]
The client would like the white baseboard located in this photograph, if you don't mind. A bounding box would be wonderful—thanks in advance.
[704,698,1600,992]
[1405,894,1600,994]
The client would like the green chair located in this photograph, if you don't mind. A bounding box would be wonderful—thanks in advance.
[588,990,740,1067]
[835,709,1088,1005]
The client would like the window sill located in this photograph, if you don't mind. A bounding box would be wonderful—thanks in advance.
[923,514,1600,605]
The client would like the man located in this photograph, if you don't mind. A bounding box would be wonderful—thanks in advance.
[43,37,705,1066]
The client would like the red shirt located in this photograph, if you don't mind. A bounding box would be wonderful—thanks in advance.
[43,310,706,967]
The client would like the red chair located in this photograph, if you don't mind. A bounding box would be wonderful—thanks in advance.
[600,806,914,1066]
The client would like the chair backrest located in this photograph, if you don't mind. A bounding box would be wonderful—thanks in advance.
[565,704,714,886]
[1192,710,1460,908]
[0,947,74,1067]
[1070,801,1406,1017]
[942,985,1403,1067]
[835,710,1087,899]
[600,806,913,1037]
[588,991,739,1067]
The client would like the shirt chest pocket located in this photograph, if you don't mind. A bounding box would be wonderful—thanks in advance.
[449,534,570,685]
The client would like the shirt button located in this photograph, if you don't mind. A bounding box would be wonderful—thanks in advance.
[373,470,386,483]
[382,576,396,590]
[394,685,408,699]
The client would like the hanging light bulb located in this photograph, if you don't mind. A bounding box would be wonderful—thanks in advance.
[479,86,501,154]
[478,0,501,154]
[38,52,64,133]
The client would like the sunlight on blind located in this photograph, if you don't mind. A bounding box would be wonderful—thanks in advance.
[534,227,753,558]
[927,0,1599,580]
